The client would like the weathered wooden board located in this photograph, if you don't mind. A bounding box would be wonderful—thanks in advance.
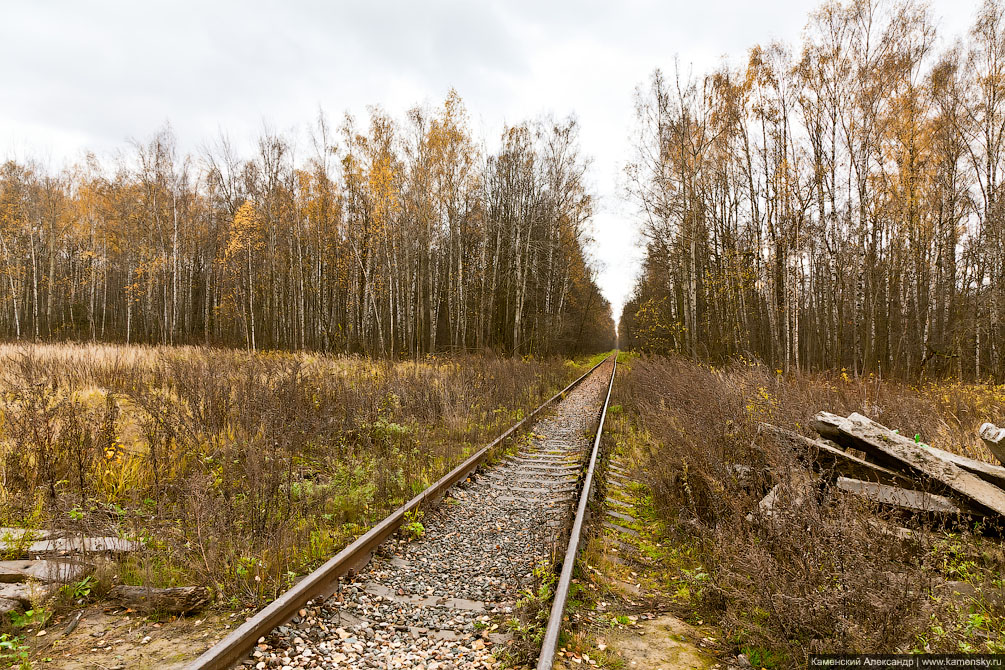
[759,423,916,488]
[981,423,1005,465]
[836,477,963,514]
[0,560,92,584]
[28,536,140,555]
[813,412,1005,518]
[108,585,210,614]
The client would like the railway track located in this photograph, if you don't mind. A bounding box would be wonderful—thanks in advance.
[187,354,618,670]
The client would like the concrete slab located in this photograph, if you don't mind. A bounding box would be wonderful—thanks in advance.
[0,580,58,606]
[606,509,637,524]
[0,528,51,554]
[604,522,640,538]
[814,412,1005,516]
[0,559,93,584]
[837,477,962,513]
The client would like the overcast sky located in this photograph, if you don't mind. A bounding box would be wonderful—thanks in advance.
[0,0,978,322]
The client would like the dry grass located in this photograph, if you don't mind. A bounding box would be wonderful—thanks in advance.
[0,343,588,607]
[611,354,1005,665]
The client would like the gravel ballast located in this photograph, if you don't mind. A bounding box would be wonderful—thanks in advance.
[245,362,612,669]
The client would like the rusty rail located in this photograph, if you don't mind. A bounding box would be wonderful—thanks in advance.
[537,353,618,670]
[185,353,613,670]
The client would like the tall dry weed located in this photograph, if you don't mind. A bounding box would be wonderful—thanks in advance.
[616,355,1005,662]
[0,343,579,603]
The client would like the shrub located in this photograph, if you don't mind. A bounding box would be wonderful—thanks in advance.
[0,343,584,604]
[614,355,1005,663]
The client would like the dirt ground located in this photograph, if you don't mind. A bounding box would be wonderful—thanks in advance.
[605,615,716,670]
[551,445,722,670]
[19,605,243,669]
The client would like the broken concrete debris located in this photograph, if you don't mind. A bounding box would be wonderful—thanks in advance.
[0,559,92,584]
[745,468,815,522]
[982,423,1005,465]
[0,531,200,619]
[835,477,962,514]
[755,412,1005,527]
[812,411,1005,517]
[27,536,141,555]
[0,530,141,557]
[758,423,915,489]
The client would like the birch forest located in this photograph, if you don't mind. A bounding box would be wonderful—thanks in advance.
[0,93,615,355]
[620,0,1005,381]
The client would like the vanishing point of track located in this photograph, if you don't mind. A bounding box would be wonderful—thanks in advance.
[186,354,618,670]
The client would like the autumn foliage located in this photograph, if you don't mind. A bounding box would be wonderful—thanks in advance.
[622,0,1005,381]
[0,343,587,600]
[0,92,615,355]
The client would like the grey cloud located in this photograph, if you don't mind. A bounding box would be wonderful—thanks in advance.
[0,0,980,318]
[2,0,529,150]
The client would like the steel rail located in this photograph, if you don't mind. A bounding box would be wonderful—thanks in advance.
[185,353,614,670]
[536,353,618,670]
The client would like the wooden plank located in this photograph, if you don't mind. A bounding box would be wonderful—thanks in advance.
[108,585,211,614]
[836,477,964,514]
[812,412,1005,518]
[28,536,140,555]
[759,423,916,488]
[981,423,1005,465]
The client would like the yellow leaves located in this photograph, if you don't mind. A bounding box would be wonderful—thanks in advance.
[296,166,341,235]
[340,109,404,237]
[368,145,399,232]
[426,91,479,204]
[442,88,465,126]
[224,200,265,261]
[744,385,778,420]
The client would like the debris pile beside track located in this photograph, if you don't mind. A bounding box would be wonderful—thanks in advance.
[756,411,1005,531]
[0,530,172,617]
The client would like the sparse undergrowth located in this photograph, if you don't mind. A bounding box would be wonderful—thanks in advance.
[610,353,1005,666]
[0,343,594,617]
[499,559,559,666]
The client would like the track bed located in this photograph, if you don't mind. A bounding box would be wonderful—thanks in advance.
[242,361,614,669]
